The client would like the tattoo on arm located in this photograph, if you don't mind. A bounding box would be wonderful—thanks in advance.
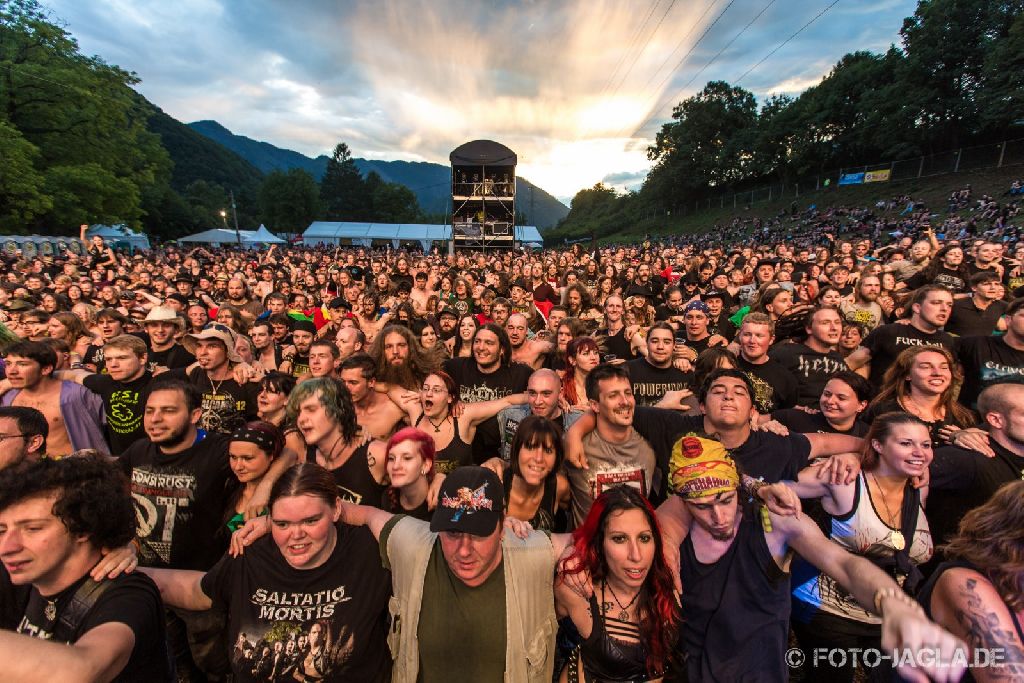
[954,578,1024,680]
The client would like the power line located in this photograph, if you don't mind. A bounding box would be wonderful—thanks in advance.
[599,0,663,98]
[638,0,723,95]
[618,0,739,139]
[734,0,841,86]
[605,0,678,99]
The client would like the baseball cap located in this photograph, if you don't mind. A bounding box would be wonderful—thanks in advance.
[430,466,503,536]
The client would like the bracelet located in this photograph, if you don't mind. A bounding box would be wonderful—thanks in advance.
[741,474,767,502]
[872,586,923,617]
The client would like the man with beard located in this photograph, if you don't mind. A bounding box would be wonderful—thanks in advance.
[435,308,459,344]
[223,277,264,321]
[626,322,691,407]
[356,293,390,344]
[444,323,532,463]
[119,377,244,679]
[340,353,408,439]
[496,368,581,459]
[965,239,1004,278]
[846,285,958,389]
[506,313,552,370]
[1,341,106,456]
[180,323,260,434]
[369,325,438,391]
[769,306,847,407]
[142,306,194,372]
[655,444,964,682]
[840,274,885,331]
[732,313,798,413]
[490,298,512,329]
[281,320,316,377]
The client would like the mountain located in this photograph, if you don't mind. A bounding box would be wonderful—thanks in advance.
[188,120,569,229]
[147,110,263,195]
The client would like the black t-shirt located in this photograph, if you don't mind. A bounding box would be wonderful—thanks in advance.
[200,523,391,683]
[183,367,260,434]
[927,442,1024,552]
[945,298,1008,338]
[121,431,236,570]
[443,357,532,463]
[957,335,1024,407]
[631,408,811,483]
[83,371,153,455]
[768,342,847,407]
[708,314,737,341]
[736,356,798,413]
[147,343,195,372]
[904,267,968,293]
[291,352,311,378]
[595,327,637,361]
[625,358,690,406]
[16,572,171,682]
[0,565,30,630]
[861,323,958,389]
[770,408,869,437]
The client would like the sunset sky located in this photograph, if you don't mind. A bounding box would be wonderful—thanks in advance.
[45,0,918,202]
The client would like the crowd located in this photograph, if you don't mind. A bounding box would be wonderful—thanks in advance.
[0,184,1022,683]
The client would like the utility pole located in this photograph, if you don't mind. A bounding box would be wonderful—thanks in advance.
[230,190,241,246]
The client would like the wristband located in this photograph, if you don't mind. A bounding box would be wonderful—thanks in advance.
[872,586,923,617]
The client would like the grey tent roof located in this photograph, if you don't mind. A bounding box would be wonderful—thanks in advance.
[449,140,517,167]
[302,222,541,245]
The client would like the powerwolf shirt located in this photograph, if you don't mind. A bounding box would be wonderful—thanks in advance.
[625,358,690,406]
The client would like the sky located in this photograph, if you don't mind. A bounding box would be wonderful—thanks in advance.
[44,0,918,203]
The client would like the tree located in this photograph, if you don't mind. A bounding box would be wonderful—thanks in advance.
[320,142,368,220]
[0,0,171,231]
[258,169,321,232]
[363,172,420,223]
[0,120,51,228]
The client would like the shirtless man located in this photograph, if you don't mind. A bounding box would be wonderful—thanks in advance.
[0,342,106,456]
[355,293,390,344]
[334,326,365,362]
[506,313,553,369]
[410,270,432,315]
[339,354,407,440]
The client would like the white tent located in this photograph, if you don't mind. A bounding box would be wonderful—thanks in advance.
[302,222,543,251]
[178,225,286,247]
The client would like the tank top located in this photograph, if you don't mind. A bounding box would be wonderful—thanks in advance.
[918,559,1024,683]
[501,469,557,532]
[576,591,650,682]
[792,472,932,626]
[679,511,791,682]
[306,441,386,506]
[415,415,473,475]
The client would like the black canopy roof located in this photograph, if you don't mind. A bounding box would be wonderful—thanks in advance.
[449,140,517,167]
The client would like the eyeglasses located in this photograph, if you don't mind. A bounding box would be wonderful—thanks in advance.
[0,433,29,444]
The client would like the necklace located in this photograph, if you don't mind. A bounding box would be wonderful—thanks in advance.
[44,599,57,621]
[870,473,906,551]
[605,580,641,621]
[425,414,448,433]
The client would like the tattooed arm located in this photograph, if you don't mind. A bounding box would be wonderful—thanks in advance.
[930,568,1024,682]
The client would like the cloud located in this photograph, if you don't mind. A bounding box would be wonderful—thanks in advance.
[42,0,918,199]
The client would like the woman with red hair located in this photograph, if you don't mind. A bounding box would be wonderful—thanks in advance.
[555,486,680,682]
[382,427,436,521]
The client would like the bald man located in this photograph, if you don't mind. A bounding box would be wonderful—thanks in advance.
[497,369,581,459]
[507,313,552,369]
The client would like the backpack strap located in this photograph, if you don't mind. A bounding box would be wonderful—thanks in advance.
[53,578,111,643]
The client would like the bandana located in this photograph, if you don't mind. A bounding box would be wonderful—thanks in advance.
[684,299,710,316]
[231,426,277,455]
[669,435,740,500]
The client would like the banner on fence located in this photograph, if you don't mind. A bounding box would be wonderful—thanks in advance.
[865,170,891,183]
[838,173,865,186]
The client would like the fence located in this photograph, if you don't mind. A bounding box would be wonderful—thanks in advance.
[675,138,1024,217]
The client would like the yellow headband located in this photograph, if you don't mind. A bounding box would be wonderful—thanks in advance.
[669,435,740,500]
